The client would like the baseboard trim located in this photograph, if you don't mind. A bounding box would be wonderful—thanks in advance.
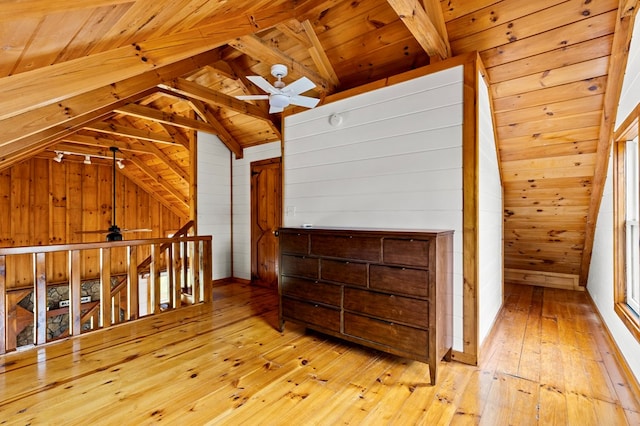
[505,268,582,291]
[477,299,506,364]
[212,277,239,286]
[585,290,640,407]
[451,350,476,366]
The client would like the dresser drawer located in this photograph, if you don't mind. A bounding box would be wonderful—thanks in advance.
[344,312,428,358]
[311,234,380,262]
[344,288,429,329]
[321,259,367,287]
[279,231,309,255]
[369,265,429,298]
[281,255,319,279]
[281,276,341,307]
[282,296,341,332]
[382,238,430,267]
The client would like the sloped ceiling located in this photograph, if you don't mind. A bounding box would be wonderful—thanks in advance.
[0,0,637,284]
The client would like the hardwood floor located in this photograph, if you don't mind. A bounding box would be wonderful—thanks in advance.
[0,282,638,425]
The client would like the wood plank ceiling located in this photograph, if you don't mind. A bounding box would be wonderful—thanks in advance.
[0,0,637,285]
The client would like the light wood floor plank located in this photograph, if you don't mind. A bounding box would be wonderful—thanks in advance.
[0,282,638,424]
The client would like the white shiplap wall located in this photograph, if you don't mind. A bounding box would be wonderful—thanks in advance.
[231,142,282,280]
[587,12,640,383]
[478,72,504,345]
[284,66,465,351]
[197,133,231,280]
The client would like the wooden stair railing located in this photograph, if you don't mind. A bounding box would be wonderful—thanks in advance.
[0,233,212,354]
[137,220,194,275]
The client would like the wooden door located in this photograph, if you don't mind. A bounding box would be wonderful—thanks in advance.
[251,158,282,288]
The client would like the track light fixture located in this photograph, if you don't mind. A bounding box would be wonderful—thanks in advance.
[51,150,125,166]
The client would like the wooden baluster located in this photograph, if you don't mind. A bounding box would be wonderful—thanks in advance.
[128,245,138,320]
[182,238,189,298]
[172,241,181,308]
[150,244,161,313]
[0,254,6,354]
[192,240,201,303]
[165,243,173,309]
[69,249,81,336]
[34,253,47,345]
[100,247,111,328]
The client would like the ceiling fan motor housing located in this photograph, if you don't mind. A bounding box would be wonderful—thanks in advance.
[270,93,290,108]
[270,64,288,79]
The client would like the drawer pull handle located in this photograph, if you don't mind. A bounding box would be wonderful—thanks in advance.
[314,304,319,308]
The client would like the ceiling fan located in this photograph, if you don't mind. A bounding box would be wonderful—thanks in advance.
[236,64,320,114]
[76,147,151,241]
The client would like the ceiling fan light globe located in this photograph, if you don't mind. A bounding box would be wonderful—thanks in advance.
[270,93,290,109]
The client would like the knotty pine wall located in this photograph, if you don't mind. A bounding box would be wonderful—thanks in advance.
[588,12,640,383]
[0,158,185,288]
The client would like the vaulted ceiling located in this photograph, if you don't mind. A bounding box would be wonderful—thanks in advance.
[0,0,637,285]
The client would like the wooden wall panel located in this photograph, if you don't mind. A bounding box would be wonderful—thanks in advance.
[0,169,10,246]
[0,158,187,289]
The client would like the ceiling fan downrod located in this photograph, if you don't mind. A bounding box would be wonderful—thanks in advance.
[106,146,123,242]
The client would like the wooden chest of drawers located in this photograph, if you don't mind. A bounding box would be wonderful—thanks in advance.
[278,227,453,385]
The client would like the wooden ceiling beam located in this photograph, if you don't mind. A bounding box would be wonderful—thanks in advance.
[0,51,219,166]
[136,140,189,184]
[228,34,334,93]
[420,0,451,57]
[386,0,451,60]
[114,103,243,158]
[121,152,189,208]
[116,165,187,218]
[301,20,340,87]
[115,104,219,133]
[188,99,245,160]
[0,4,295,121]
[160,124,191,149]
[277,19,313,48]
[46,143,118,158]
[163,78,271,121]
[84,122,176,145]
[163,76,282,144]
[59,131,188,183]
[58,134,154,154]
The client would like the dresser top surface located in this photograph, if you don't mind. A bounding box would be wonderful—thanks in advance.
[279,227,454,237]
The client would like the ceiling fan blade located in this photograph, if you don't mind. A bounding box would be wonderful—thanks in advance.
[269,104,285,114]
[247,75,279,95]
[236,95,269,101]
[282,76,316,96]
[289,95,320,109]
[76,228,152,234]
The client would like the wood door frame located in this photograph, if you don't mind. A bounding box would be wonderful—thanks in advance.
[250,157,282,287]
